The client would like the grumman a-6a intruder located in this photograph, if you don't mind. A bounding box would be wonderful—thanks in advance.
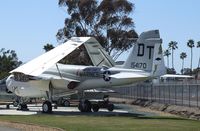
[6,30,166,113]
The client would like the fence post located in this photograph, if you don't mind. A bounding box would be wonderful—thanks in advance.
[168,84,170,104]
[151,84,153,102]
[182,84,183,106]
[197,84,198,107]
[158,85,160,103]
[164,84,165,104]
[146,85,149,100]
[175,84,177,105]
[140,85,142,99]
[142,85,144,99]
[131,87,133,99]
[154,85,156,101]
[189,85,191,107]
[134,86,137,99]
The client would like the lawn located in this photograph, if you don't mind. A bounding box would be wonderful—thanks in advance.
[0,114,200,131]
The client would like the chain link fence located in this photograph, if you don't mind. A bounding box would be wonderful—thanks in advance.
[113,80,200,107]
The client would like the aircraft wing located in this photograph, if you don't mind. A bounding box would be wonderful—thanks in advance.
[10,37,91,76]
[84,37,115,67]
[110,72,149,79]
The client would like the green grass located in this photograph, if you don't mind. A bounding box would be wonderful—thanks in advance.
[0,114,200,131]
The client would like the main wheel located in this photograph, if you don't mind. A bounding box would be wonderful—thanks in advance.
[13,101,19,107]
[63,100,70,107]
[42,101,52,113]
[78,100,91,112]
[107,103,114,112]
[17,104,28,111]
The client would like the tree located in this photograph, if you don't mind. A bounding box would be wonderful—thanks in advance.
[187,39,195,74]
[43,43,54,52]
[180,52,187,74]
[163,49,171,68]
[0,48,22,79]
[57,0,138,59]
[166,68,176,74]
[182,68,192,75]
[168,41,178,69]
[197,41,200,69]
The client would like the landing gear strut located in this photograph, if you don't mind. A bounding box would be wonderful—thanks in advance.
[42,82,53,113]
[16,97,29,111]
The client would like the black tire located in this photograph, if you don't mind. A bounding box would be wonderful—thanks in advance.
[78,102,83,112]
[18,104,28,110]
[78,100,91,112]
[63,100,70,107]
[42,101,52,113]
[13,101,18,107]
[92,104,99,112]
[18,104,22,110]
[107,103,114,112]
[57,98,63,106]
[85,100,91,112]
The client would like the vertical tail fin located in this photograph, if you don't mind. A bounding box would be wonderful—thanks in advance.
[123,30,166,77]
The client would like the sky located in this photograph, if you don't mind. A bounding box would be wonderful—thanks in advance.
[0,0,200,73]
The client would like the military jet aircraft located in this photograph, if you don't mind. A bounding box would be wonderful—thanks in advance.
[6,30,166,113]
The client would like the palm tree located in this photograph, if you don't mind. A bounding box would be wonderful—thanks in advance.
[168,41,178,69]
[163,49,171,68]
[180,52,187,74]
[43,43,54,52]
[187,39,195,74]
[197,41,200,69]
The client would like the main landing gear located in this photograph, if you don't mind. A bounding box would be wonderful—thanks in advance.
[16,97,29,111]
[42,101,52,113]
[42,82,53,113]
[17,103,29,111]
[42,83,115,113]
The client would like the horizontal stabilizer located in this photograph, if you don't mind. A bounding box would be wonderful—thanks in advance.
[10,37,91,76]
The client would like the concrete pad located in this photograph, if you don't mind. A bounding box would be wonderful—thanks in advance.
[0,104,128,115]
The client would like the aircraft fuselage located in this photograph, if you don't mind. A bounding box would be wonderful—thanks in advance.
[6,64,150,97]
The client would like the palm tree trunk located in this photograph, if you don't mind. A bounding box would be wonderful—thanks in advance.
[190,48,193,75]
[198,57,200,69]
[172,49,174,69]
[182,59,184,74]
[167,56,169,68]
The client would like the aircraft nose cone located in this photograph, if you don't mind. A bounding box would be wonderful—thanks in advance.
[0,76,12,93]
[5,75,14,93]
